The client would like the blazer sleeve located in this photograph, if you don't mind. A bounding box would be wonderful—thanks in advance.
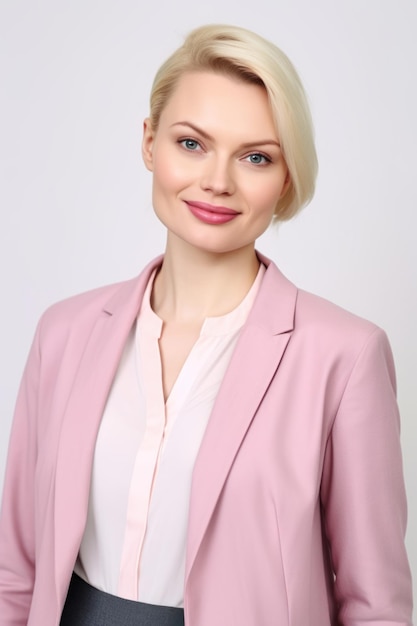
[321,327,413,625]
[0,320,41,625]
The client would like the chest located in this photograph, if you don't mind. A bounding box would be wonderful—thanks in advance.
[158,320,202,401]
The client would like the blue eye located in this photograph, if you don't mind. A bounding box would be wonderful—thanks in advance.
[180,139,200,151]
[247,153,270,165]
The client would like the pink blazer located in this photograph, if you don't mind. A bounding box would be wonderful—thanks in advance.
[0,254,412,626]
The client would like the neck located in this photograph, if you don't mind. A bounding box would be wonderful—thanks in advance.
[151,234,260,323]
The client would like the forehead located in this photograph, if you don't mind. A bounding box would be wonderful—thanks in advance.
[159,71,278,140]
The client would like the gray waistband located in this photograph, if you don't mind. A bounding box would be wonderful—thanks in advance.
[60,573,185,626]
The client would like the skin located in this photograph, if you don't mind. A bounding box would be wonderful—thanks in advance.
[141,71,290,399]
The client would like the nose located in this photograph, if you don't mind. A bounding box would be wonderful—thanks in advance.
[200,154,236,196]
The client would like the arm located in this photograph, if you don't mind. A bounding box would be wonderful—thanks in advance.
[321,328,413,625]
[0,322,41,625]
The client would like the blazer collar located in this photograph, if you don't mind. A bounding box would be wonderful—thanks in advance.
[102,255,164,316]
[103,251,296,333]
[250,250,297,335]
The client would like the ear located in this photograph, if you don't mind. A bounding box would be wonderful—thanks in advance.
[142,117,155,171]
[280,167,292,198]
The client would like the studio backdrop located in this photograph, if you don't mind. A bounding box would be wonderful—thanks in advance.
[0,0,415,614]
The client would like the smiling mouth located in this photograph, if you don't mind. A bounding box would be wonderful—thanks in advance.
[184,201,240,225]
[185,200,239,215]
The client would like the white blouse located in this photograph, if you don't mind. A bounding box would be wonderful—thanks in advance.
[74,264,265,606]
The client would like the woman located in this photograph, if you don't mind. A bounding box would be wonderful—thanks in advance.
[0,24,413,626]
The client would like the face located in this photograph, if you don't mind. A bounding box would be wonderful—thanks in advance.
[142,71,290,256]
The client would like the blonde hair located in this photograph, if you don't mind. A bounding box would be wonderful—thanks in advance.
[150,24,318,221]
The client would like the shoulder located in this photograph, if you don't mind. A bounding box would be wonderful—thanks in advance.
[35,255,163,345]
[38,278,136,333]
[294,288,394,374]
[259,254,390,363]
[262,263,398,411]
[295,287,377,340]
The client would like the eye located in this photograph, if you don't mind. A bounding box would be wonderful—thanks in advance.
[179,138,201,151]
[245,153,271,165]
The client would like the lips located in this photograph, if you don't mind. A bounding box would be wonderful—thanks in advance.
[185,201,240,225]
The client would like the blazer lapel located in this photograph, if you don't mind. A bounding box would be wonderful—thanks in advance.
[53,257,162,602]
[185,257,297,584]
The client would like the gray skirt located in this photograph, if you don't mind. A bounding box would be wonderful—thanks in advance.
[60,573,185,626]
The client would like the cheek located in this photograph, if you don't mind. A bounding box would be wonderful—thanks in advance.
[247,179,284,216]
[152,151,193,195]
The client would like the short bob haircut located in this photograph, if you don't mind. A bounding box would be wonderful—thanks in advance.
[149,24,318,221]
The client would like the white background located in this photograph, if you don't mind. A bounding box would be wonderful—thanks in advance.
[0,0,416,613]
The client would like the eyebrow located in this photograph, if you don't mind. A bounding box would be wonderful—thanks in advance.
[170,121,281,149]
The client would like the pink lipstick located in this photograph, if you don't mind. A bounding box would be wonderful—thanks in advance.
[185,201,240,225]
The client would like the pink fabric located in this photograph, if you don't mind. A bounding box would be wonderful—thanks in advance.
[75,265,263,604]
[117,279,165,599]
[0,254,413,626]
